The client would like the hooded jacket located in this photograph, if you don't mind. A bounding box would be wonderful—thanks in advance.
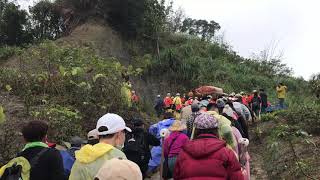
[174,134,244,180]
[69,143,126,180]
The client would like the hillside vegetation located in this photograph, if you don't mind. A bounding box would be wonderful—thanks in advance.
[0,0,320,178]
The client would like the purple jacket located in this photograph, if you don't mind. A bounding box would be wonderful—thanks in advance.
[163,131,189,158]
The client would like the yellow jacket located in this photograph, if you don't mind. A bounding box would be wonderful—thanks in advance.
[276,85,287,99]
[173,96,182,105]
[69,143,126,180]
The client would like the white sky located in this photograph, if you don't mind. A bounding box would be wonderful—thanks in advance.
[173,0,320,79]
[16,0,320,79]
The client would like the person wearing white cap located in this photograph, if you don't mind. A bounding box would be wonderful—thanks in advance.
[69,113,132,180]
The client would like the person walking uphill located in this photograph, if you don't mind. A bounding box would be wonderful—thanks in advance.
[162,121,189,179]
[69,113,131,180]
[259,89,268,113]
[276,83,287,109]
[174,113,244,180]
[0,121,65,180]
[123,118,160,178]
[154,95,164,117]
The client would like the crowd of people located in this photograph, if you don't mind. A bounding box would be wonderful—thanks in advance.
[0,83,288,180]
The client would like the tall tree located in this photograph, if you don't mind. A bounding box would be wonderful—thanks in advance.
[0,0,32,46]
[29,0,65,40]
[180,18,221,41]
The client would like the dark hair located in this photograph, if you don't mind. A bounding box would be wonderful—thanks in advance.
[259,88,264,92]
[164,112,174,119]
[98,126,116,139]
[194,128,218,138]
[88,139,99,145]
[22,120,48,142]
[207,103,218,111]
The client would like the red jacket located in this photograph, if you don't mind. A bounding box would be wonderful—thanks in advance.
[174,134,244,180]
[164,97,173,108]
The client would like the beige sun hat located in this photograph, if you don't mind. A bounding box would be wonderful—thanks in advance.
[95,158,142,180]
[169,120,187,132]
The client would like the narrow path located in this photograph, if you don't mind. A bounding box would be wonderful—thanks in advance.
[249,123,269,180]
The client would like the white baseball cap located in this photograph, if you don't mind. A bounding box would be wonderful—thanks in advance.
[96,113,132,135]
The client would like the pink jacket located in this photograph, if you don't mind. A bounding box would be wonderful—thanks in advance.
[163,131,189,158]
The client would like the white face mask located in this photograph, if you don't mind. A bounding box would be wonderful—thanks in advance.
[115,131,125,150]
[116,143,125,150]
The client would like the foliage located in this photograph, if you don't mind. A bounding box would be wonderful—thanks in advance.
[310,73,320,99]
[31,105,83,142]
[0,41,135,137]
[141,33,306,95]
[277,104,320,135]
[0,46,21,62]
[261,113,277,122]
[180,18,221,41]
[29,0,65,40]
[0,0,33,46]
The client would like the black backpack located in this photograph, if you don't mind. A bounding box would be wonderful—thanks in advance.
[123,132,146,162]
[0,148,49,180]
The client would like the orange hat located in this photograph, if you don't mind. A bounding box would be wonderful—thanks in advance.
[95,158,142,180]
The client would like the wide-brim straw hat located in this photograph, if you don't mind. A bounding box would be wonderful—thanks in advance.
[169,120,187,132]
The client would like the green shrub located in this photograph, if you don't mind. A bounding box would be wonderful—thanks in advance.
[31,105,83,143]
[261,113,277,122]
[0,46,22,62]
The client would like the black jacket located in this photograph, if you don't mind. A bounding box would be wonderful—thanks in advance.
[260,92,268,107]
[18,147,65,180]
[125,128,160,174]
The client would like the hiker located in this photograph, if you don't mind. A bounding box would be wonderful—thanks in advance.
[123,118,160,178]
[233,97,252,123]
[164,93,173,110]
[154,95,164,117]
[94,158,142,180]
[250,90,262,121]
[60,136,86,178]
[87,129,99,145]
[207,103,237,150]
[162,121,189,179]
[0,120,65,180]
[276,83,287,109]
[221,101,247,138]
[199,100,209,113]
[173,93,183,112]
[259,89,268,113]
[174,113,244,179]
[180,103,192,121]
[131,91,140,107]
[186,103,201,138]
[147,113,175,173]
[69,113,131,180]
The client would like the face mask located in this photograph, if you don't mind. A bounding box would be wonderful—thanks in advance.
[116,143,124,150]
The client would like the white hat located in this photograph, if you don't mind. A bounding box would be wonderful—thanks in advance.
[87,129,99,140]
[96,113,131,135]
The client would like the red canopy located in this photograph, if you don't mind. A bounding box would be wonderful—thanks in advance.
[194,86,224,96]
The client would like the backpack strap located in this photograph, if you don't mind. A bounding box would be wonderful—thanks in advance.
[29,148,49,168]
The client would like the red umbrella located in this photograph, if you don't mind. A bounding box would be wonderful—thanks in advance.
[194,86,224,96]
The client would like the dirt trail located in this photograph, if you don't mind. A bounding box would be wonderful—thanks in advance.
[249,129,269,180]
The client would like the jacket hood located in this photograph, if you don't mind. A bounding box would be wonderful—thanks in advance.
[183,135,226,158]
[75,143,114,163]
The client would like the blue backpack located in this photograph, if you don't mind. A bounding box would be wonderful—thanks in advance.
[59,150,75,178]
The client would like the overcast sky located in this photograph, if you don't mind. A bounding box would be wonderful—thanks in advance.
[17,0,319,79]
[173,0,320,79]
